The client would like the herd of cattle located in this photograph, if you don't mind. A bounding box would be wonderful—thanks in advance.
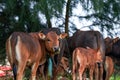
[5,28,120,80]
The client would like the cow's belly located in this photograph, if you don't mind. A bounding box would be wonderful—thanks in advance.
[26,59,33,66]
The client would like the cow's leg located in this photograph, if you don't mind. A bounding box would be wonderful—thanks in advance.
[52,67,57,80]
[37,65,46,80]
[95,63,104,80]
[99,64,104,80]
[105,70,109,80]
[89,67,94,80]
[17,61,27,80]
[72,63,76,80]
[41,61,49,80]
[36,66,41,80]
[95,63,99,80]
[83,71,87,80]
[104,62,109,80]
[31,62,39,80]
[78,66,85,80]
[15,37,27,80]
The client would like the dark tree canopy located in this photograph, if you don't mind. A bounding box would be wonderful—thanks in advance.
[78,0,120,34]
[0,0,120,63]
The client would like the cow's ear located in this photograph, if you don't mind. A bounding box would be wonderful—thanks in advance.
[113,37,119,43]
[59,33,67,39]
[38,33,46,39]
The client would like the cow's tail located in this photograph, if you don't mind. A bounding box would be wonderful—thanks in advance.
[95,33,101,53]
[7,35,13,64]
[95,32,104,65]
[72,49,77,77]
[13,64,17,80]
[95,31,105,62]
[8,35,17,80]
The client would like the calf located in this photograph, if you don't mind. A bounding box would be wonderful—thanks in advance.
[72,47,102,80]
[36,57,70,80]
[59,57,71,73]
[6,31,67,80]
[55,57,71,78]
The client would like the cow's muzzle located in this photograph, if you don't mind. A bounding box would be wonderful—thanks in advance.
[53,46,60,53]
[65,67,71,74]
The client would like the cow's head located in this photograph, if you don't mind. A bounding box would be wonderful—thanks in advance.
[60,57,71,74]
[39,31,67,56]
[105,37,119,55]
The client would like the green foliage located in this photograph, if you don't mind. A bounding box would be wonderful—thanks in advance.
[34,0,65,21]
[0,0,65,63]
[79,0,120,32]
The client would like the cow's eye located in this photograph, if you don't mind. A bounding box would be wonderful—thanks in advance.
[46,39,50,42]
[58,38,61,41]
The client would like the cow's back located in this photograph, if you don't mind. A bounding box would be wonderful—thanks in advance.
[111,39,120,58]
[6,32,42,65]
[13,32,40,54]
[68,30,105,60]
[76,47,99,65]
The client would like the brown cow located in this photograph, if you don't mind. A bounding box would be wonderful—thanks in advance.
[41,28,70,64]
[6,31,67,80]
[104,56,114,80]
[59,57,71,73]
[36,57,71,80]
[54,56,71,79]
[72,47,102,80]
[103,37,119,80]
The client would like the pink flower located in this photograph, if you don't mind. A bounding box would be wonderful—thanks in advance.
[0,70,6,77]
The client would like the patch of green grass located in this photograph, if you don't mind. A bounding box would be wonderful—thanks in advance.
[110,74,120,80]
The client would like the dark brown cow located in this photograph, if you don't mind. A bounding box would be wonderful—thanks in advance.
[103,37,120,80]
[67,30,105,80]
[72,47,102,80]
[6,31,67,80]
[68,30,105,59]
[105,37,120,58]
[104,37,119,56]
[104,56,114,80]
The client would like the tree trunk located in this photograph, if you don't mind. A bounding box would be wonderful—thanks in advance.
[44,1,52,28]
[65,0,71,37]
[47,18,52,28]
